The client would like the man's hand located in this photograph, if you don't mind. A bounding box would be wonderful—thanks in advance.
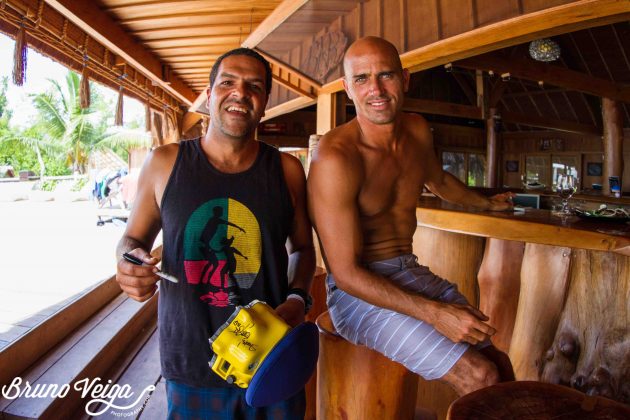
[116,248,160,302]
[275,298,306,327]
[487,192,515,211]
[430,302,496,345]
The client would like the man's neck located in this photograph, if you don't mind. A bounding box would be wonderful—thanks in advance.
[200,132,260,174]
[355,114,403,151]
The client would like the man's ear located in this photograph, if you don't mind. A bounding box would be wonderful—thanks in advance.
[205,86,212,108]
[342,78,352,101]
[402,69,410,93]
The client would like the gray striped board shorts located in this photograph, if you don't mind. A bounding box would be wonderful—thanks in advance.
[326,254,489,380]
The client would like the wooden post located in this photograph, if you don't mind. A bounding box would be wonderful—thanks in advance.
[486,107,499,188]
[602,98,624,195]
[412,226,485,419]
[541,250,630,403]
[509,244,571,380]
[316,92,346,135]
[477,238,524,353]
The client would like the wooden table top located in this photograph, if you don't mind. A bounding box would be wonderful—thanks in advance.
[416,197,630,256]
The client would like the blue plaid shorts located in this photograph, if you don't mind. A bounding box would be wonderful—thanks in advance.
[165,380,305,420]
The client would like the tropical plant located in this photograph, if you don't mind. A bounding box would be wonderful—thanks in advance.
[30,71,108,174]
[96,126,152,162]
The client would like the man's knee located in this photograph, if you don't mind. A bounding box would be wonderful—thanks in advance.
[470,358,500,389]
[442,349,500,395]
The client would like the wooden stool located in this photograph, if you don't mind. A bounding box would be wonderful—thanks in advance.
[447,381,630,419]
[316,311,419,420]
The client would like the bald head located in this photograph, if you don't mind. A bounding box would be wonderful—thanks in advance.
[343,37,403,78]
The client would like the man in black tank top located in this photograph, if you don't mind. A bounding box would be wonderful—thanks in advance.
[116,49,315,419]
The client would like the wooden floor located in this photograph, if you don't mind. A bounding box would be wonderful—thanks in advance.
[85,327,167,420]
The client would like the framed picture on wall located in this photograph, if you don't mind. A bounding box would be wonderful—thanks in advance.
[505,160,519,173]
[587,162,603,176]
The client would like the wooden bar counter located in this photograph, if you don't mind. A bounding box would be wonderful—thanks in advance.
[412,197,629,417]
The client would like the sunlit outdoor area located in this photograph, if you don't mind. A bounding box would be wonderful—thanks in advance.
[0,34,150,350]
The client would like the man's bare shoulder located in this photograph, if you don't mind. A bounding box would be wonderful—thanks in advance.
[279,152,306,183]
[315,120,361,164]
[144,142,179,173]
[401,112,433,145]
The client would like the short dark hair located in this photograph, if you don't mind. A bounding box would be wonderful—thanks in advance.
[209,48,272,94]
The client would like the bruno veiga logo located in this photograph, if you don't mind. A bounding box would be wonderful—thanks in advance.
[2,376,156,416]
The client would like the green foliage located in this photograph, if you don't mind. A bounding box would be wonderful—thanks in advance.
[0,135,70,176]
[1,70,145,176]
[39,179,60,192]
[30,71,111,174]
[71,177,88,192]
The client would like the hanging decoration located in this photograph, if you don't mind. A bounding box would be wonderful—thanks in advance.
[114,85,124,126]
[171,108,180,140]
[13,23,27,86]
[153,112,164,146]
[145,99,152,132]
[529,38,561,62]
[80,54,91,109]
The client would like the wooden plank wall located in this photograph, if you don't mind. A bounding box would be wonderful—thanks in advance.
[266,0,579,108]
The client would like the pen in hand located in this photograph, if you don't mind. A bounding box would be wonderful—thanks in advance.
[122,252,179,283]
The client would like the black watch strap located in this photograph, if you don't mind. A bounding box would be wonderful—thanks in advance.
[287,287,313,314]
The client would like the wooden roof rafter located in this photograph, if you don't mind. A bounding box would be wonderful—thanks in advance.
[255,49,321,100]
[320,0,630,95]
[0,0,183,113]
[457,53,630,103]
[44,0,197,105]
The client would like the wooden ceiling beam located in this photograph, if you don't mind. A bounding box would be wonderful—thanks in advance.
[256,49,321,96]
[321,0,630,95]
[400,98,482,120]
[119,11,271,25]
[135,24,253,38]
[489,80,509,108]
[451,72,476,105]
[45,0,197,104]
[262,96,316,122]
[501,110,599,135]
[457,53,630,103]
[242,0,309,48]
[401,0,630,73]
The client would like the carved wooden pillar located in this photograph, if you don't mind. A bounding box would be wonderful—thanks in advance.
[509,243,571,380]
[541,250,630,404]
[413,226,485,419]
[486,107,499,188]
[602,98,624,195]
[477,238,524,353]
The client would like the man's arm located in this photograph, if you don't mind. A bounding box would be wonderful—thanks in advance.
[116,145,176,302]
[419,128,513,211]
[308,145,495,345]
[426,171,513,211]
[274,153,316,326]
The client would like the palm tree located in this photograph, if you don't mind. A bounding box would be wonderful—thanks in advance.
[31,71,105,174]
[96,126,152,151]
[0,126,58,180]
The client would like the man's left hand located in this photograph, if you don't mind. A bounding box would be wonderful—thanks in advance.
[487,192,515,211]
[275,299,306,327]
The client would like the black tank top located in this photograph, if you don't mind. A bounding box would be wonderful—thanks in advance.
[158,138,294,387]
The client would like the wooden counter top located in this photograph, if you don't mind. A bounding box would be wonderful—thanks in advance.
[416,197,630,255]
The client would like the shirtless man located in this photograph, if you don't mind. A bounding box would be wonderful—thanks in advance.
[307,37,514,396]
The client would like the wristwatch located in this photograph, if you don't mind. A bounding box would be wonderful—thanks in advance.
[287,287,313,314]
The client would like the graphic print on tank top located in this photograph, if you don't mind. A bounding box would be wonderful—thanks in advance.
[183,198,261,308]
